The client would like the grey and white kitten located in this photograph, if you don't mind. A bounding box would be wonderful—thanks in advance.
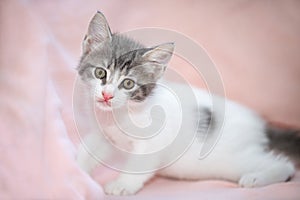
[76,11,299,195]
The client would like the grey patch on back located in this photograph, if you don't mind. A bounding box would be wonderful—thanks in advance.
[197,107,214,139]
[266,127,300,166]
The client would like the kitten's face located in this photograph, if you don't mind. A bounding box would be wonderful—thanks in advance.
[77,12,174,111]
[79,50,157,111]
[81,64,138,111]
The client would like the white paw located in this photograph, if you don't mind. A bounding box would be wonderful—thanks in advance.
[239,173,265,188]
[104,180,142,196]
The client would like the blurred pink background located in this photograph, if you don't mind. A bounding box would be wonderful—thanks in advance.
[23,0,300,128]
[0,0,300,199]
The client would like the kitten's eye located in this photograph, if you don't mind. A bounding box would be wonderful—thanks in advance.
[122,79,135,90]
[94,67,106,79]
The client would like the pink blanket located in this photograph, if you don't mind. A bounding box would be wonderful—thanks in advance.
[1,0,299,199]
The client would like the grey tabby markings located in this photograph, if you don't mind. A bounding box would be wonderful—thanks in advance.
[130,83,156,101]
[77,11,174,102]
[197,107,214,138]
[266,127,300,166]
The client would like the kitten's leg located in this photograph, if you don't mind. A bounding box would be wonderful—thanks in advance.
[104,173,154,195]
[77,133,108,174]
[104,152,159,195]
[239,153,295,187]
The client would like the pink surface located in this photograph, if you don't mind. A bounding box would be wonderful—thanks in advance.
[0,0,300,199]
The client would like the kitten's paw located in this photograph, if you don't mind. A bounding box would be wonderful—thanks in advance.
[239,173,265,187]
[104,180,142,196]
[239,163,295,188]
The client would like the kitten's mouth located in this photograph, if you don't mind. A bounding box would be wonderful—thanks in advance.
[95,98,113,110]
[97,98,112,106]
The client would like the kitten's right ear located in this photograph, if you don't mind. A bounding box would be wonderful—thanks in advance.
[82,11,112,55]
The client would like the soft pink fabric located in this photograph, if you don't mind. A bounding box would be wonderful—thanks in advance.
[0,0,102,199]
[0,0,299,199]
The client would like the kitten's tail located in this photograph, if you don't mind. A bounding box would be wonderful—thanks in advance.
[266,125,300,166]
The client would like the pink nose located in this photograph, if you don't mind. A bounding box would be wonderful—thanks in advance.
[102,91,113,102]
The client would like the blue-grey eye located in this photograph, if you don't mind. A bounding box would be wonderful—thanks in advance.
[122,79,135,90]
[94,67,106,79]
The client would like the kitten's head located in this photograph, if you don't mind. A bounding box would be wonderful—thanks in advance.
[77,11,174,111]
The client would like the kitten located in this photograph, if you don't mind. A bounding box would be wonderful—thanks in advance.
[76,11,299,195]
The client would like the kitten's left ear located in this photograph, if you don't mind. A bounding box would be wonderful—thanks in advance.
[142,43,175,66]
[82,11,112,55]
[134,43,174,82]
